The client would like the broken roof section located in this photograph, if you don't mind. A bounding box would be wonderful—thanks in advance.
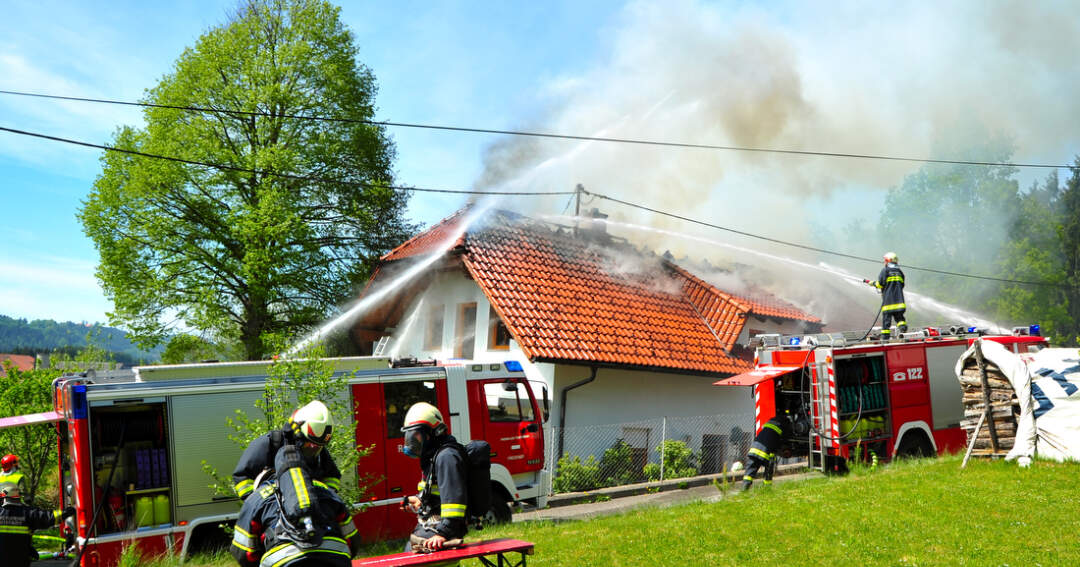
[366,208,821,375]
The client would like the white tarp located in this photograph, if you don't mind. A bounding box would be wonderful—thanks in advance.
[955,340,1080,462]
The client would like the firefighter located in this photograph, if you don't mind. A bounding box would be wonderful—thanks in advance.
[233,400,341,501]
[230,444,359,567]
[865,251,907,340]
[0,482,74,567]
[0,455,27,503]
[741,412,791,490]
[399,402,468,552]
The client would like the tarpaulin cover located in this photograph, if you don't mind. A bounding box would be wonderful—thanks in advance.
[714,365,802,387]
[955,340,1080,462]
[0,410,64,431]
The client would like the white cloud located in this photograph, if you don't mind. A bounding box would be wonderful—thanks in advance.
[0,256,111,323]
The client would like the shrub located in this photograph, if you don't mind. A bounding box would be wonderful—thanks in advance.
[553,454,601,493]
[599,439,640,485]
[643,440,698,481]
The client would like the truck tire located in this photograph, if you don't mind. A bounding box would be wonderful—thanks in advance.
[484,487,512,525]
[895,432,934,459]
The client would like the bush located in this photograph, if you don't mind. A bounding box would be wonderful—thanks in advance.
[643,440,698,481]
[599,439,640,485]
[553,454,601,493]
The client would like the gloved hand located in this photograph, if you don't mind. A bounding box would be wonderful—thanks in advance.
[62,507,75,520]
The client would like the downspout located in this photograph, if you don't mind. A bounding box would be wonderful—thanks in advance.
[557,366,598,460]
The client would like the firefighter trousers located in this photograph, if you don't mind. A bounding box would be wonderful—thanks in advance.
[881,310,907,337]
[742,454,776,488]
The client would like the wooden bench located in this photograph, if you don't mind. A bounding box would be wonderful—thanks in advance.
[354,538,534,567]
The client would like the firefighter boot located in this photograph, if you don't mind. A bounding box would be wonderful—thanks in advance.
[897,321,908,334]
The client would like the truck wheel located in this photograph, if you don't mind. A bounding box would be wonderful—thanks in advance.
[895,433,934,459]
[484,489,513,525]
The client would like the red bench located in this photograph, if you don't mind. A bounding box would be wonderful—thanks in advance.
[353,538,534,567]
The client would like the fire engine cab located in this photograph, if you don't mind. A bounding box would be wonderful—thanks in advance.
[0,356,548,566]
[716,325,1046,472]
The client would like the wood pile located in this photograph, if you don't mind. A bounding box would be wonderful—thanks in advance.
[958,357,1018,452]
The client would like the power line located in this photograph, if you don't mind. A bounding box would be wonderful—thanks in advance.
[0,126,574,196]
[0,89,1073,170]
[582,190,1072,288]
[0,123,1069,289]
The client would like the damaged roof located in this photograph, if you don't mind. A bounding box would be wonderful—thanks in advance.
[371,209,821,375]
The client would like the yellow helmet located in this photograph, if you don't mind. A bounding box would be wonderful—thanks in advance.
[883,252,898,263]
[289,400,334,447]
[401,402,446,435]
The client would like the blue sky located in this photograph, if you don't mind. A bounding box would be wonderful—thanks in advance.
[3,1,1080,326]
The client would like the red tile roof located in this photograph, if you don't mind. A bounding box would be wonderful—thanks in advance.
[374,209,821,375]
[0,354,35,376]
[382,209,469,262]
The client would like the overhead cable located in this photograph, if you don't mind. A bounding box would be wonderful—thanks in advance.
[0,123,1067,289]
[0,89,1071,169]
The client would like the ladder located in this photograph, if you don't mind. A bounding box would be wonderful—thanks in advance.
[807,356,829,472]
[373,335,391,357]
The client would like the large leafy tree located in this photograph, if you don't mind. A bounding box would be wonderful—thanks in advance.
[81,0,416,359]
[995,163,1080,345]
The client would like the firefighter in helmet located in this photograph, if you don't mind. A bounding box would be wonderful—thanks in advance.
[233,400,341,501]
[865,251,907,340]
[0,481,74,567]
[399,402,468,552]
[741,411,791,490]
[230,444,359,567]
[0,455,27,503]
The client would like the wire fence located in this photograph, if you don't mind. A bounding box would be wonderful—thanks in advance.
[546,413,755,494]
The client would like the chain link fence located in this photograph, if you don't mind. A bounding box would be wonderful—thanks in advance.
[546,412,755,494]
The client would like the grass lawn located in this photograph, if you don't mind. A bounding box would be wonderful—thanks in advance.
[135,455,1080,566]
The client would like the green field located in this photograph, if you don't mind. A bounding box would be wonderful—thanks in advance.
[143,455,1080,566]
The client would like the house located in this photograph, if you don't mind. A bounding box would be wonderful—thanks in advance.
[0,354,35,377]
[350,208,822,468]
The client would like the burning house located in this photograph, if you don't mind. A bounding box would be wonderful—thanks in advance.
[350,208,822,466]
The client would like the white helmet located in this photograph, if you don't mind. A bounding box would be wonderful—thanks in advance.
[401,402,446,435]
[0,481,20,502]
[289,400,333,447]
[883,251,898,263]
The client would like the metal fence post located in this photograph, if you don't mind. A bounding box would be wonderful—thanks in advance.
[660,416,667,482]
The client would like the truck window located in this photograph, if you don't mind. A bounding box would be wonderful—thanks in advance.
[384,380,438,437]
[484,381,535,423]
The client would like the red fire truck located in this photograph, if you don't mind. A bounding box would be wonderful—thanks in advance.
[715,325,1047,472]
[0,356,548,566]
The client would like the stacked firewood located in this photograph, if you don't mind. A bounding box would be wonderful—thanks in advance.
[958,358,1019,451]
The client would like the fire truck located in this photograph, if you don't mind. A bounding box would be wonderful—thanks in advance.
[0,356,548,566]
[715,325,1047,472]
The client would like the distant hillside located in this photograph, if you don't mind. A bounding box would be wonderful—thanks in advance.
[0,315,162,364]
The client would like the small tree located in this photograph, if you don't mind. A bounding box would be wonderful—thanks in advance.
[644,440,698,481]
[202,336,373,506]
[0,364,62,505]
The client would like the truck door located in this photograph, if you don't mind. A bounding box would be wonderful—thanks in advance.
[468,379,544,474]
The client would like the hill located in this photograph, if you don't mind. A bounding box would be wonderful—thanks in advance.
[0,315,162,364]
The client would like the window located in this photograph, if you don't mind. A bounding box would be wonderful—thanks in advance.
[483,381,535,423]
[424,304,444,350]
[454,302,477,358]
[488,306,511,350]
[384,380,439,438]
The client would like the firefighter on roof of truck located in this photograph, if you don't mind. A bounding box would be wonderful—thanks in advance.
[741,410,791,490]
[399,402,468,553]
[865,251,907,340]
[233,400,341,501]
[0,481,74,567]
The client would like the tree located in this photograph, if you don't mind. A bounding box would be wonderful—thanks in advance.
[995,163,1080,345]
[0,365,62,506]
[80,0,417,360]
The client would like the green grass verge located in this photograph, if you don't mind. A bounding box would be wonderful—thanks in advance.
[113,456,1080,566]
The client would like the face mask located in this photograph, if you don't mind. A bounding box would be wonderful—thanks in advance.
[299,440,324,458]
[402,429,426,459]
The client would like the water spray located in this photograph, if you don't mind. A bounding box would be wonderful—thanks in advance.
[285,200,495,357]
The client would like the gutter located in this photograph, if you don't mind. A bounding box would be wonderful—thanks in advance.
[557,366,598,460]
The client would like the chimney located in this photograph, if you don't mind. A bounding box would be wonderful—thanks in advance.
[579,208,611,246]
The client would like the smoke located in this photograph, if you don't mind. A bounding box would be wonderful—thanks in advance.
[475,0,1080,248]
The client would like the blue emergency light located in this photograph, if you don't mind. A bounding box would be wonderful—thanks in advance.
[504,360,523,372]
[1030,324,1041,336]
[787,336,801,346]
[966,326,978,334]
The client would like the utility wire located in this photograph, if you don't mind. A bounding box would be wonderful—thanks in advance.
[0,123,1068,289]
[0,89,1073,170]
[0,126,574,196]
[582,189,1073,288]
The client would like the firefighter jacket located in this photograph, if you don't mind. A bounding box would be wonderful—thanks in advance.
[0,501,62,567]
[232,428,341,500]
[875,263,906,313]
[230,468,359,567]
[749,415,790,462]
[416,434,468,540]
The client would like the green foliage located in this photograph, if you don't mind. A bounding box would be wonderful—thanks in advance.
[599,438,640,486]
[552,454,601,493]
[0,365,62,505]
[161,334,239,364]
[644,440,698,481]
[79,0,416,360]
[201,337,372,505]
